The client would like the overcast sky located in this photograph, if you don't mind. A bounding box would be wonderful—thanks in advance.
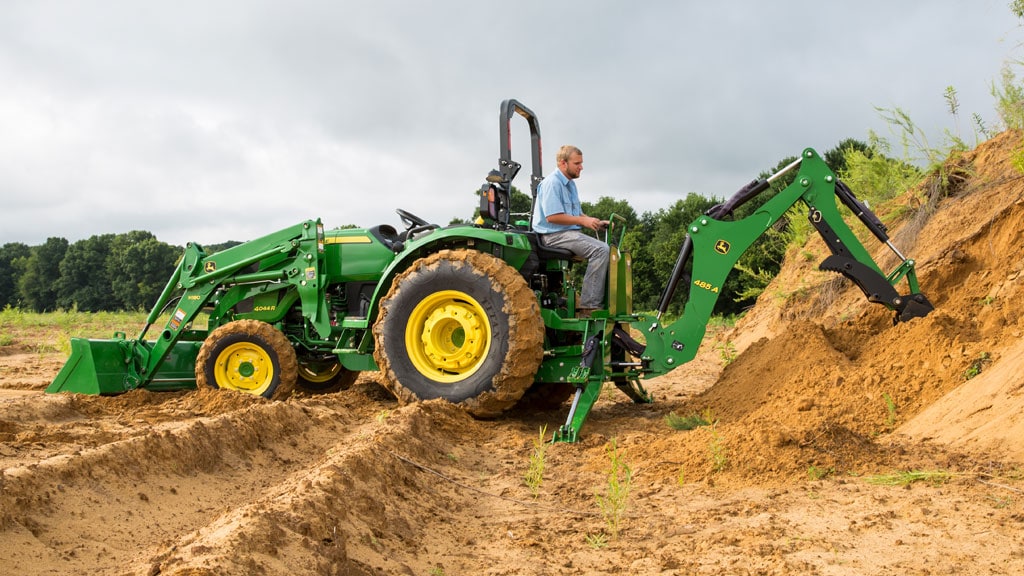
[1,0,1017,247]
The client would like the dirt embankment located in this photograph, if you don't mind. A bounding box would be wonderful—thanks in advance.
[2,130,1024,574]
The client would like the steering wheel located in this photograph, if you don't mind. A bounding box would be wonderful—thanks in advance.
[396,209,429,229]
[395,209,439,242]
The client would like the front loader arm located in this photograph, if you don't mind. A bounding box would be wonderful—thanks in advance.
[637,148,933,376]
[48,219,331,395]
[126,220,328,389]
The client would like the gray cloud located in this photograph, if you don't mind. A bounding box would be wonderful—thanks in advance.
[0,0,1015,246]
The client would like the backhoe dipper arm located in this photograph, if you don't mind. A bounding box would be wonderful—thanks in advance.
[639,148,933,376]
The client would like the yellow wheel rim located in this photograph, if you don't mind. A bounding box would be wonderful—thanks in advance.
[405,290,491,383]
[214,341,275,395]
[298,361,342,384]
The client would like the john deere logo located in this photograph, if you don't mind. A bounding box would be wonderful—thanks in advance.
[204,261,217,273]
[714,240,731,255]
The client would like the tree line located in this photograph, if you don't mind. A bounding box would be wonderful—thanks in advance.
[0,233,239,313]
[1,138,888,316]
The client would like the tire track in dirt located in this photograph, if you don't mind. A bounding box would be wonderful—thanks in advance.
[131,399,508,575]
[0,384,393,576]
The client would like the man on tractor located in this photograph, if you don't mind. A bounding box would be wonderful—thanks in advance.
[531,145,610,316]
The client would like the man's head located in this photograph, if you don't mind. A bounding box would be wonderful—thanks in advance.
[556,145,583,180]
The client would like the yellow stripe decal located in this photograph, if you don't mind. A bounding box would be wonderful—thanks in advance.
[324,236,372,244]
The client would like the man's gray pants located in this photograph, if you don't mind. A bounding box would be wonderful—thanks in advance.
[540,230,610,309]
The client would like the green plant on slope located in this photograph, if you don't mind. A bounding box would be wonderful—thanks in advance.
[992,64,1024,131]
[874,103,970,175]
[964,352,992,380]
[839,132,922,206]
[883,392,898,429]
[708,423,728,473]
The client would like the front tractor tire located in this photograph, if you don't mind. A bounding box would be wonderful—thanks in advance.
[372,250,544,417]
[196,320,298,400]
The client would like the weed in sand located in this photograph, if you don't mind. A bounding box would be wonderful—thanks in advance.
[715,340,738,366]
[664,411,711,431]
[865,470,952,487]
[524,425,548,498]
[595,439,632,539]
[883,393,897,429]
[708,423,728,473]
[986,494,1014,509]
[585,532,608,549]
[807,464,835,481]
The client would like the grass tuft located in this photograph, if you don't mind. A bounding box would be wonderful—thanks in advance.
[524,425,548,498]
[595,439,632,539]
[865,470,953,487]
[664,410,712,431]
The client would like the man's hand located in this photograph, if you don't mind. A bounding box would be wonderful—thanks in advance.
[544,213,609,232]
[581,215,608,232]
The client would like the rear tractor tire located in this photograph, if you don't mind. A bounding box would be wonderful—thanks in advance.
[196,320,298,400]
[372,249,544,417]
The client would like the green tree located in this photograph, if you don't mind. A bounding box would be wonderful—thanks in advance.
[111,236,181,310]
[510,186,533,219]
[0,242,30,308]
[18,237,68,312]
[203,240,243,254]
[823,138,870,174]
[582,196,639,230]
[57,234,117,311]
[628,194,718,314]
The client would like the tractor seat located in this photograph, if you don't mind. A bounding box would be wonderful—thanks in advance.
[530,232,582,261]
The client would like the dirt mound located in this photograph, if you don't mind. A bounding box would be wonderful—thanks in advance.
[2,130,1024,574]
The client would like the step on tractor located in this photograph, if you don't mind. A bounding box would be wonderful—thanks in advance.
[48,99,934,442]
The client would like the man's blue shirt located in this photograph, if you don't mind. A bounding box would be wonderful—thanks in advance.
[532,169,582,234]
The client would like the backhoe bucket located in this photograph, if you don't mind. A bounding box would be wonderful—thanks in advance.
[46,337,200,395]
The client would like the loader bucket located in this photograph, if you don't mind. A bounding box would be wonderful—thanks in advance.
[46,337,201,395]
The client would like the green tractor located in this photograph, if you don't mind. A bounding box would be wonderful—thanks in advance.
[48,99,933,442]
